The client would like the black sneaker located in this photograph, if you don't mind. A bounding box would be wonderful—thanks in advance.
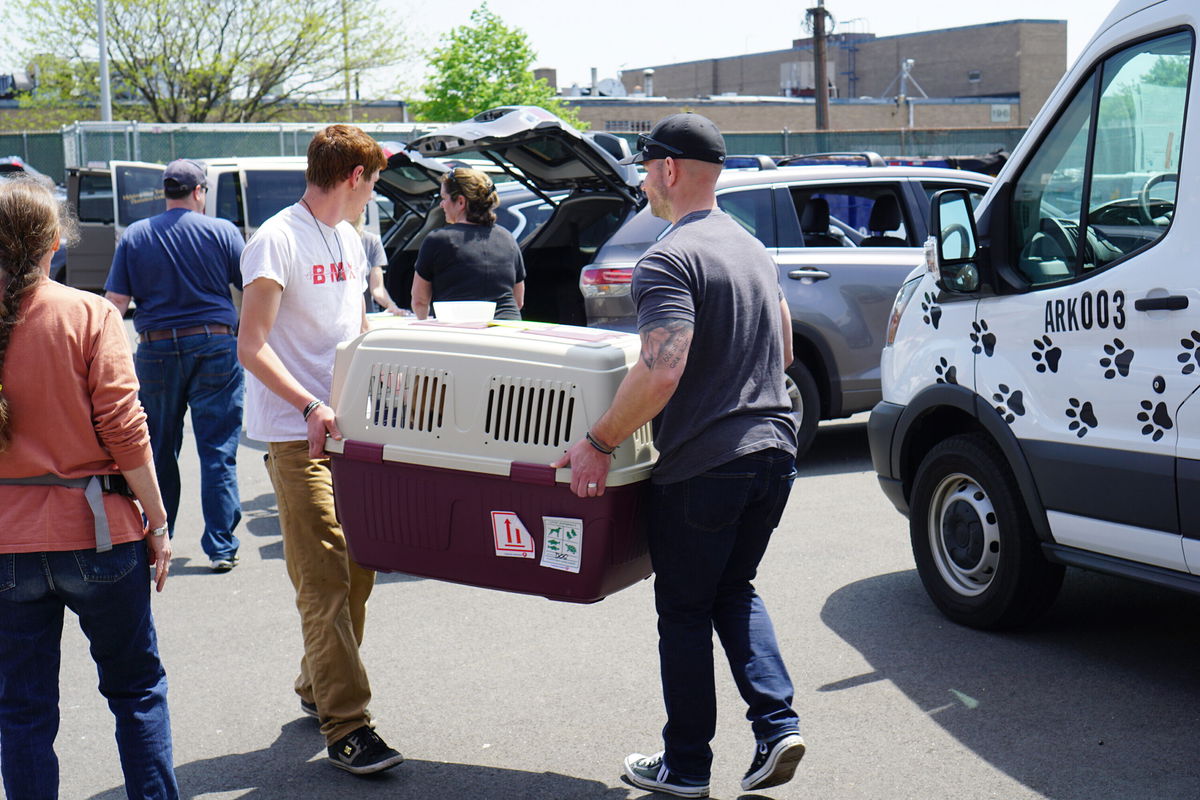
[622,751,709,798]
[299,698,319,719]
[741,732,806,791]
[327,725,404,775]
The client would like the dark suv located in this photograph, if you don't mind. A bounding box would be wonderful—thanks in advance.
[580,161,992,455]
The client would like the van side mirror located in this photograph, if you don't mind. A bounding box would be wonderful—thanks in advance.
[929,189,980,293]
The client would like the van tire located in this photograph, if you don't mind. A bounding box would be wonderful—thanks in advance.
[909,433,1063,630]
[786,360,820,458]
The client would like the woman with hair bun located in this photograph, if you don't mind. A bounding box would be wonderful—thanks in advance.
[411,167,526,320]
[0,175,177,798]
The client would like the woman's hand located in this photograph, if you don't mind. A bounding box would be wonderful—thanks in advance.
[145,522,171,592]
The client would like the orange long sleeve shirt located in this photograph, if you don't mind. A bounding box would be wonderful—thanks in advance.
[0,277,151,553]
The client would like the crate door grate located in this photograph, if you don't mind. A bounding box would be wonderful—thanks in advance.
[485,378,575,446]
[366,364,448,432]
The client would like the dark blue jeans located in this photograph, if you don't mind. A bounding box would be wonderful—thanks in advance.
[0,542,177,799]
[135,332,243,561]
[649,448,800,781]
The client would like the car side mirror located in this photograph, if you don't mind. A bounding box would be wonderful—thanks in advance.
[929,188,980,293]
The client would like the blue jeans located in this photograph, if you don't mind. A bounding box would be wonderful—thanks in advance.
[135,332,243,561]
[0,542,177,799]
[648,448,800,781]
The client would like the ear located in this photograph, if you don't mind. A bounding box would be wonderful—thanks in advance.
[350,165,366,184]
[663,157,680,186]
[52,234,61,253]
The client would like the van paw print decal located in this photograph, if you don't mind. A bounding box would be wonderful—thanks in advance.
[1100,338,1134,379]
[1066,398,1098,438]
[1177,331,1200,374]
[1031,336,1061,373]
[970,320,996,356]
[935,358,957,385]
[921,293,942,329]
[1153,375,1166,394]
[1138,400,1173,442]
[992,384,1025,424]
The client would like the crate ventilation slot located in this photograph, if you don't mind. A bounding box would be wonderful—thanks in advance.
[485,378,575,446]
[366,364,448,432]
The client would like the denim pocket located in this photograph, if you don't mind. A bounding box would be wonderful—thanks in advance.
[0,553,14,592]
[134,352,168,394]
[683,471,756,532]
[72,541,140,584]
[195,343,242,392]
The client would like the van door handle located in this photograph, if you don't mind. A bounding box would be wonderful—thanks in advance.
[1134,295,1189,311]
[787,268,831,281]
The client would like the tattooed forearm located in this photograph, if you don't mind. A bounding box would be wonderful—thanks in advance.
[640,319,694,370]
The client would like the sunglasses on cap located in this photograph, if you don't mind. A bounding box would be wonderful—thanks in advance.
[636,133,683,157]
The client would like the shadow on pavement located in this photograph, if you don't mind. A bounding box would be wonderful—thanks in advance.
[821,566,1200,800]
[86,719,628,800]
[796,420,872,478]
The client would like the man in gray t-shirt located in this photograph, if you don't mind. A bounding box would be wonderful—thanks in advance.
[554,113,805,797]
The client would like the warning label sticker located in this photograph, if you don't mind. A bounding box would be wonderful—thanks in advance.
[540,516,583,573]
[491,511,536,559]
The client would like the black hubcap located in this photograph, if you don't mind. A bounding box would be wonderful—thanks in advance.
[942,499,984,569]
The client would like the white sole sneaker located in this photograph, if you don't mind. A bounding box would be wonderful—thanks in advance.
[741,733,806,791]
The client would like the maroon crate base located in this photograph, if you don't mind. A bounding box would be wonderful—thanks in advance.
[331,451,651,603]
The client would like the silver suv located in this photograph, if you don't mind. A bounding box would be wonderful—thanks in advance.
[580,162,992,455]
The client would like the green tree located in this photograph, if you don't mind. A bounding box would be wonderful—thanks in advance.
[412,4,584,127]
[1144,55,1189,88]
[15,0,406,123]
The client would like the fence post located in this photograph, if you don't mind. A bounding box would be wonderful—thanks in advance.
[22,132,29,162]
[132,120,140,161]
[279,125,285,156]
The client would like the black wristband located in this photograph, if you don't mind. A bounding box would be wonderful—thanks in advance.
[302,399,325,421]
[586,430,615,455]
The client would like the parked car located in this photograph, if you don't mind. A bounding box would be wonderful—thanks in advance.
[869,0,1194,629]
[580,161,992,455]
[64,156,375,292]
[374,106,642,326]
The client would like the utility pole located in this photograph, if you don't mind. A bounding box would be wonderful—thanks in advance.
[95,0,113,122]
[341,0,352,121]
[808,0,831,130]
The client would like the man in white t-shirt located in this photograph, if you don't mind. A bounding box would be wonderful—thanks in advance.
[237,125,403,776]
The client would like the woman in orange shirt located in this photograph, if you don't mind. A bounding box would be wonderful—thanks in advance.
[0,176,177,799]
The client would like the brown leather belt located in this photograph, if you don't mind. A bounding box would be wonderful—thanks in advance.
[140,323,234,343]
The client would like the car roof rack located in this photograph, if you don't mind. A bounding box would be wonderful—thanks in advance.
[777,151,887,168]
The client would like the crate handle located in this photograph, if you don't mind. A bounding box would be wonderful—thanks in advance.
[509,461,557,486]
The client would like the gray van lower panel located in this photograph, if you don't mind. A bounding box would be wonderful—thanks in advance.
[1043,544,1200,596]
[1023,439,1177,534]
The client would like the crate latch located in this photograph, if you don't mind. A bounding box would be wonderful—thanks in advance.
[342,440,385,463]
[509,461,557,486]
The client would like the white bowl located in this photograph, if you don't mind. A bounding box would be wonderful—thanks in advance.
[433,301,496,323]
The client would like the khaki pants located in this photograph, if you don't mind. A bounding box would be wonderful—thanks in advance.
[265,441,375,745]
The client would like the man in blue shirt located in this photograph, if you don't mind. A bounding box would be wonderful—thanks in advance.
[105,159,246,572]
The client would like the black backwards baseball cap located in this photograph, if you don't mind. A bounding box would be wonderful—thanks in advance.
[163,159,207,193]
[619,113,726,165]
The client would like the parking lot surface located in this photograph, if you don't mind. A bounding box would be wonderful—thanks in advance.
[21,409,1200,800]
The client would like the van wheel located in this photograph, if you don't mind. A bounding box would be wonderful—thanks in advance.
[786,360,820,458]
[909,434,1063,630]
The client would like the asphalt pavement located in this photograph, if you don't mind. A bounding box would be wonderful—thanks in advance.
[15,409,1200,800]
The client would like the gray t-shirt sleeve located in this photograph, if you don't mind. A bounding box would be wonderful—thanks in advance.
[362,232,387,269]
[632,251,696,330]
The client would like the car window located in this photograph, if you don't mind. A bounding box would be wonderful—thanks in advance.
[788,183,909,246]
[214,172,244,228]
[1011,30,1190,286]
[244,169,307,228]
[716,188,775,247]
[114,165,165,228]
[77,173,114,224]
[921,182,988,214]
[496,198,555,243]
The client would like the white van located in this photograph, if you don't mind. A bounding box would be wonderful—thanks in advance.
[65,157,379,292]
[869,0,1196,628]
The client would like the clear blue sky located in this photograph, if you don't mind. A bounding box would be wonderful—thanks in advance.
[395,0,1114,91]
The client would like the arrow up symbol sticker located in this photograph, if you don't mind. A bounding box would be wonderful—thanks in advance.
[490,511,536,559]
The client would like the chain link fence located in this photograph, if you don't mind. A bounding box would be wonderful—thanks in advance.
[4,123,1029,186]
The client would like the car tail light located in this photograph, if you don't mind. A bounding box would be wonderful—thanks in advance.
[580,265,634,298]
